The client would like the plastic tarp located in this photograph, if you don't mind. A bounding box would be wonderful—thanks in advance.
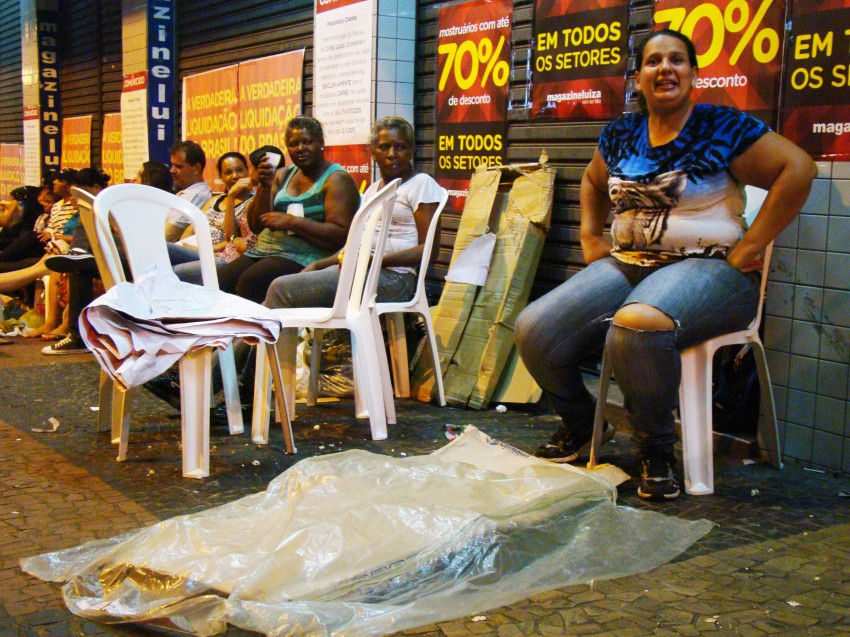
[21,426,713,636]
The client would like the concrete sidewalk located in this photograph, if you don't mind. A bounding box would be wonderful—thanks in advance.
[1,338,849,636]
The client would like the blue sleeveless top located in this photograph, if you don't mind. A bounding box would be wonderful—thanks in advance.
[246,162,348,267]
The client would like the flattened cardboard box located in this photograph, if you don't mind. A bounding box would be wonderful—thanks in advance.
[412,161,554,409]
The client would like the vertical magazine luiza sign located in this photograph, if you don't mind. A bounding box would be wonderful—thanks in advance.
[313,0,375,192]
[434,0,512,209]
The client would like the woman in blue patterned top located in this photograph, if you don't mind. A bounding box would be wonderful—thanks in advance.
[516,30,816,500]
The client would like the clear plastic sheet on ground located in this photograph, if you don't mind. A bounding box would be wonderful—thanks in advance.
[21,426,713,637]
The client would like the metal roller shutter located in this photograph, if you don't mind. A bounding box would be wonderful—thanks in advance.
[58,0,122,168]
[0,2,23,144]
[175,0,314,138]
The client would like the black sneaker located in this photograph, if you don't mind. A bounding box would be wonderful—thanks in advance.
[143,371,181,409]
[637,450,680,500]
[41,334,90,355]
[209,400,254,428]
[536,422,615,463]
[45,248,97,273]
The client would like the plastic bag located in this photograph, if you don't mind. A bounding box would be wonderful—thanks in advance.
[22,426,713,636]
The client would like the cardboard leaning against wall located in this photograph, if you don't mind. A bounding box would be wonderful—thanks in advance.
[412,154,555,409]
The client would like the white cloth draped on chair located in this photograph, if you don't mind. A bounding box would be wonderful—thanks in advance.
[80,265,281,389]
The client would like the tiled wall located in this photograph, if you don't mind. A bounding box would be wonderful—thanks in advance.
[764,161,850,471]
[375,0,415,123]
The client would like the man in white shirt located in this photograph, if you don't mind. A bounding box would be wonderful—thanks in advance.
[165,140,212,242]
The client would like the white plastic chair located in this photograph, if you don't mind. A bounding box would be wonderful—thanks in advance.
[252,179,400,443]
[588,186,782,495]
[307,188,449,406]
[92,184,292,477]
[72,187,124,440]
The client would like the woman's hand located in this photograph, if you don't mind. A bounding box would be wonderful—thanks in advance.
[259,212,291,232]
[232,236,248,253]
[726,242,764,273]
[228,177,252,199]
[257,159,277,188]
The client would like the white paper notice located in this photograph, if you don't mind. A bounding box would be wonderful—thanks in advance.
[313,0,375,146]
[121,73,149,179]
[445,232,497,286]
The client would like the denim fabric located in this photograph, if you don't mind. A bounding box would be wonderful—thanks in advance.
[263,266,416,310]
[515,256,759,448]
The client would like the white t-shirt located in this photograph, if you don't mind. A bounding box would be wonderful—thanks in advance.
[364,173,445,275]
[166,180,213,229]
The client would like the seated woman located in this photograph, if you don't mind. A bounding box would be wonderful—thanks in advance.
[169,147,282,284]
[0,187,59,270]
[217,116,360,303]
[24,167,111,340]
[264,116,444,310]
[514,30,816,500]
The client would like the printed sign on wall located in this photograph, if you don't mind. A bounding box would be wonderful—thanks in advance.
[435,0,512,209]
[781,0,850,160]
[101,113,124,184]
[0,145,24,200]
[60,116,92,170]
[122,72,150,180]
[183,65,240,188]
[653,0,786,126]
[530,0,629,120]
[314,0,375,193]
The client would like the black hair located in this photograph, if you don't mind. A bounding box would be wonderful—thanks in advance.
[73,166,111,189]
[216,151,249,175]
[636,29,698,70]
[370,117,415,148]
[286,116,324,142]
[170,140,207,170]
[140,161,174,193]
[249,145,285,169]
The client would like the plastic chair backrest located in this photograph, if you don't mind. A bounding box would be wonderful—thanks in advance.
[330,178,400,316]
[72,187,123,290]
[409,188,448,305]
[93,184,218,289]
[743,185,771,332]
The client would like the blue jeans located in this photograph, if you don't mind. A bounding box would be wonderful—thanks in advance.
[263,266,416,309]
[167,243,226,285]
[515,256,759,452]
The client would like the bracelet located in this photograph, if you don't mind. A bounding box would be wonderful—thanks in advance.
[337,249,345,267]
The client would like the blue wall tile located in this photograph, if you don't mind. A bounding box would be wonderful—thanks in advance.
[814,395,846,435]
[783,422,813,462]
[823,290,850,328]
[812,430,843,470]
[817,360,848,400]
[786,388,817,426]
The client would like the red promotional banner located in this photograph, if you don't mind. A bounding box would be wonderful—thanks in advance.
[781,0,850,160]
[183,65,240,188]
[101,113,124,184]
[0,144,23,200]
[238,51,305,159]
[435,0,512,209]
[324,144,372,194]
[652,0,786,125]
[530,0,629,120]
[60,116,92,170]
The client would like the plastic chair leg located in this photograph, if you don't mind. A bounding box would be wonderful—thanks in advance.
[179,349,211,479]
[115,387,132,461]
[307,329,323,406]
[266,343,296,454]
[751,339,782,469]
[218,345,244,435]
[588,351,613,468]
[422,311,447,407]
[96,370,111,433]
[678,345,715,496]
[351,321,388,440]
[386,313,410,398]
[251,341,273,445]
[369,311,396,425]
